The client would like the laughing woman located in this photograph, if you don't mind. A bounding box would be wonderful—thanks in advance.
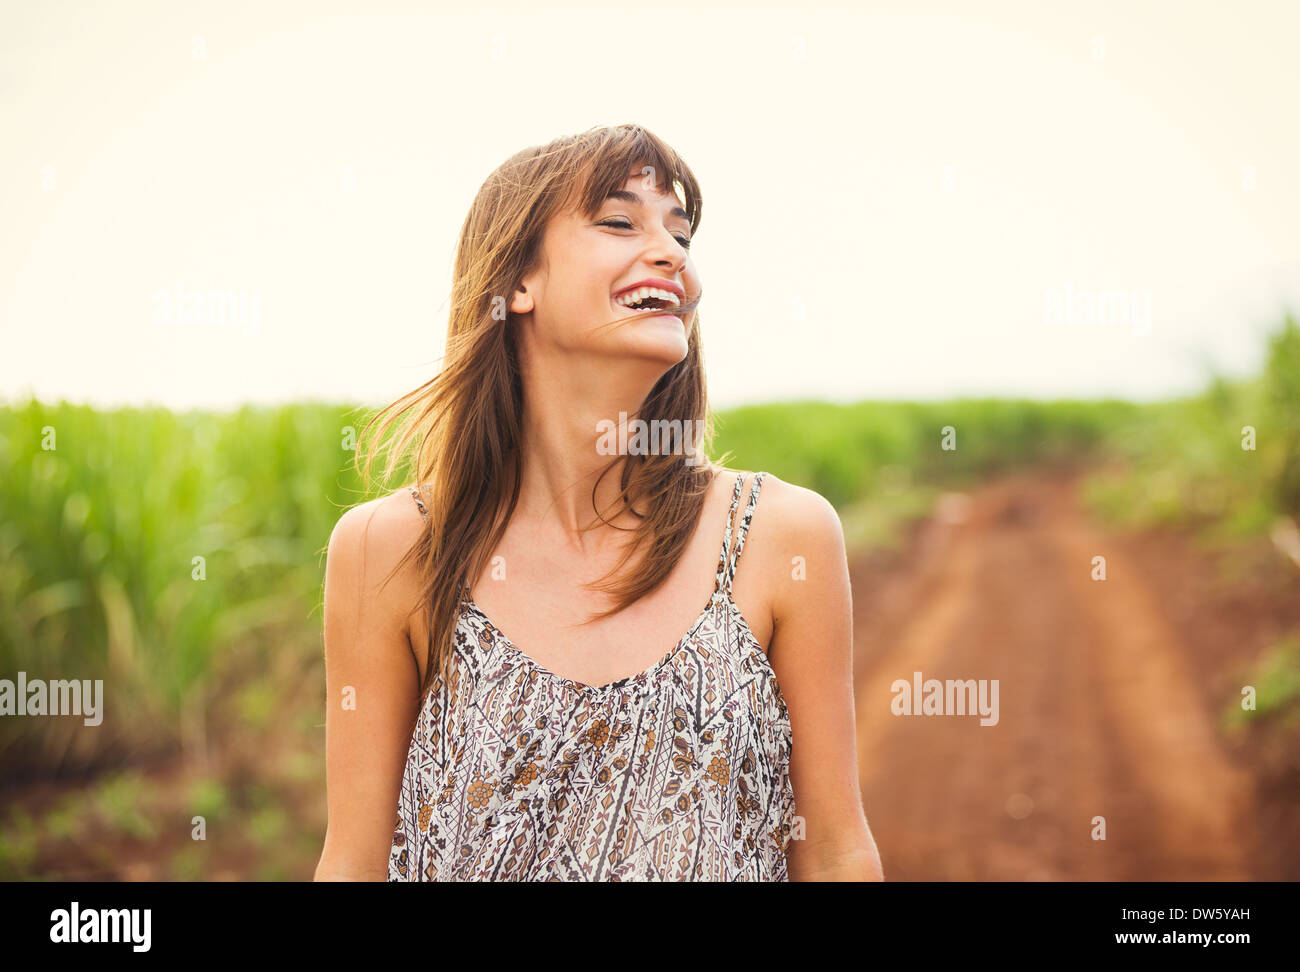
[313,124,882,882]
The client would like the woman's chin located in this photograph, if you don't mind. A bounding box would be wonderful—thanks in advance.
[601,311,686,359]
[623,329,689,365]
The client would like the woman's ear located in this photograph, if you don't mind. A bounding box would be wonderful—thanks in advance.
[510,284,534,316]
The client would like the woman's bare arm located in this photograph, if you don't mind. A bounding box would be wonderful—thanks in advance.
[759,476,884,881]
[314,492,423,881]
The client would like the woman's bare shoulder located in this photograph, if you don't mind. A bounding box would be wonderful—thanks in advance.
[711,467,838,532]
[752,471,838,528]
[718,468,844,584]
[329,485,426,546]
[325,486,429,618]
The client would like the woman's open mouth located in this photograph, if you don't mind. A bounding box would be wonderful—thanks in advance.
[612,287,686,322]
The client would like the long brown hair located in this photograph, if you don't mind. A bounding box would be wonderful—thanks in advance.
[354,123,722,709]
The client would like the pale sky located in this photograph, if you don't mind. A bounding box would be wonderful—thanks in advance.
[2,0,1298,410]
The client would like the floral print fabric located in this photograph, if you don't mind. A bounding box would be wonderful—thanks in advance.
[389,471,794,881]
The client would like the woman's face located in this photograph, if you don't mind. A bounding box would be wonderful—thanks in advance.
[512,169,699,368]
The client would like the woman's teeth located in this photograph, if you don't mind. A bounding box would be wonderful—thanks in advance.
[614,286,682,311]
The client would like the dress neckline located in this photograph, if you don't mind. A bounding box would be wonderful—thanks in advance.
[453,470,772,696]
[462,586,729,693]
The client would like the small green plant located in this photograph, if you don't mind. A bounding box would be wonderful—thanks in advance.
[186,777,232,821]
[169,843,207,881]
[91,771,159,840]
[0,808,41,879]
[1222,636,1300,732]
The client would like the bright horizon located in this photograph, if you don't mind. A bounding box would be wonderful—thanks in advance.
[3,0,1298,412]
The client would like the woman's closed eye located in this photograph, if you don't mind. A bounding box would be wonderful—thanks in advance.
[598,217,691,250]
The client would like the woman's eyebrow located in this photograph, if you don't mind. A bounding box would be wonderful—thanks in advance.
[604,189,689,222]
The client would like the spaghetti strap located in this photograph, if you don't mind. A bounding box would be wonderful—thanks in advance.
[409,485,428,521]
[714,471,765,596]
[389,461,794,882]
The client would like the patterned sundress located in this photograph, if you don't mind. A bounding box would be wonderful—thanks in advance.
[388,471,795,881]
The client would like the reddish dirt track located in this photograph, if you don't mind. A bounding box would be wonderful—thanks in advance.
[7,465,1295,882]
[848,467,1279,881]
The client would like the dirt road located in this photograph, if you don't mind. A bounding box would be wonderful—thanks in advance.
[7,465,1286,881]
[849,467,1262,880]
